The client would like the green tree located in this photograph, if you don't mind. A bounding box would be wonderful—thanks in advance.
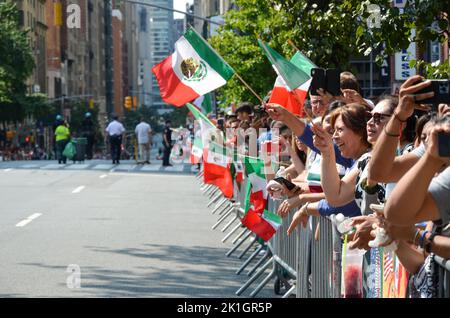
[209,0,286,106]
[209,0,450,105]
[0,0,35,121]
[122,106,162,133]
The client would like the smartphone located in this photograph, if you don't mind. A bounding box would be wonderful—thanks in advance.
[438,131,450,157]
[310,68,326,96]
[415,79,450,105]
[326,68,341,96]
[273,176,297,191]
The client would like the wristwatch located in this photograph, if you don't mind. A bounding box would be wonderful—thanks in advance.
[425,233,437,253]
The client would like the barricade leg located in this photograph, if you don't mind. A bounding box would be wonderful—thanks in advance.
[207,191,222,207]
[226,230,252,257]
[222,222,242,243]
[249,264,276,297]
[217,202,233,216]
[238,236,257,259]
[200,184,213,194]
[232,228,249,245]
[282,284,296,298]
[236,244,265,275]
[247,248,270,276]
[211,198,228,214]
[221,215,238,232]
[235,257,273,296]
[212,209,233,230]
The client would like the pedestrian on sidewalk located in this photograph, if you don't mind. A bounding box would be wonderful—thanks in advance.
[55,120,70,164]
[105,114,125,165]
[135,117,152,164]
[162,120,173,167]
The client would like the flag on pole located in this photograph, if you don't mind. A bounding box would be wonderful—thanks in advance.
[241,209,282,241]
[258,40,316,115]
[243,156,268,214]
[193,93,213,115]
[203,143,233,198]
[186,103,216,164]
[240,171,282,241]
[152,28,235,106]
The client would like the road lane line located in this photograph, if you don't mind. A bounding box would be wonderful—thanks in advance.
[16,213,43,227]
[4,168,13,172]
[72,186,85,194]
[99,174,108,179]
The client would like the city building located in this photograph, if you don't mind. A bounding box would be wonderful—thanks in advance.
[16,0,48,95]
[148,0,174,113]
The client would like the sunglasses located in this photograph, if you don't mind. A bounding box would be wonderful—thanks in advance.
[369,112,391,125]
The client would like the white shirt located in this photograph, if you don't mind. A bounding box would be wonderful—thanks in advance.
[135,122,152,144]
[105,120,125,136]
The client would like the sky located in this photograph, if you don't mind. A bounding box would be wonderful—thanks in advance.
[173,0,193,19]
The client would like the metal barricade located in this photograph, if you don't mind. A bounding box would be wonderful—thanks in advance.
[435,255,450,298]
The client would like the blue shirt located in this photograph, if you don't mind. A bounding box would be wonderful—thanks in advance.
[318,199,361,217]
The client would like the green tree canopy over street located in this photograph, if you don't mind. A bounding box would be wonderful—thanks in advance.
[0,0,35,122]
[209,0,450,105]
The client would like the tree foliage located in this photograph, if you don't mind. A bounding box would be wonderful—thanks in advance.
[209,0,450,105]
[0,0,35,121]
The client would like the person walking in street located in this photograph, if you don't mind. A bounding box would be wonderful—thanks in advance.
[81,112,95,160]
[162,120,173,167]
[105,114,125,164]
[135,117,152,164]
[55,120,70,164]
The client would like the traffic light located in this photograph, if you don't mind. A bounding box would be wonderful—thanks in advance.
[124,96,132,110]
[89,99,95,109]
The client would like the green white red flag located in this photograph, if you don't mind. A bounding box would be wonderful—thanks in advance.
[258,40,316,116]
[186,103,216,164]
[152,28,234,106]
[192,93,213,115]
[241,173,282,241]
[203,143,234,199]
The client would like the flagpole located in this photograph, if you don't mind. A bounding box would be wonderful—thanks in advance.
[232,73,264,104]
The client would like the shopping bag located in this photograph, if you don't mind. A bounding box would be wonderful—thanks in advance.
[63,141,77,159]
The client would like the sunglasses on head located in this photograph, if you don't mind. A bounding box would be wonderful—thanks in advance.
[369,112,391,124]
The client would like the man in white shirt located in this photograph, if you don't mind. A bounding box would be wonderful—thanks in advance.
[135,117,152,164]
[105,114,125,164]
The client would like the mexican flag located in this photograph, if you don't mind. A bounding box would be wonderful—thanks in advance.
[152,28,234,106]
[186,103,216,164]
[193,93,213,115]
[243,156,268,214]
[241,179,282,241]
[258,40,316,116]
[203,143,234,199]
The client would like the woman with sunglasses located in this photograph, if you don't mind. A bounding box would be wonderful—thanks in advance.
[293,98,398,250]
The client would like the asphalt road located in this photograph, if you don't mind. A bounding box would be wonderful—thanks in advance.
[0,168,274,298]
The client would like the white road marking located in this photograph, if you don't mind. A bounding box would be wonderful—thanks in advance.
[16,213,43,227]
[99,174,108,179]
[4,168,13,172]
[72,186,85,194]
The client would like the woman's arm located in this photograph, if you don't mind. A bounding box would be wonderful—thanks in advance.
[266,103,307,137]
[368,76,433,183]
[313,125,358,206]
[395,241,426,275]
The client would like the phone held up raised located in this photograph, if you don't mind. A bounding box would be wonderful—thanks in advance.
[310,68,341,96]
[438,131,450,157]
[415,79,450,106]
